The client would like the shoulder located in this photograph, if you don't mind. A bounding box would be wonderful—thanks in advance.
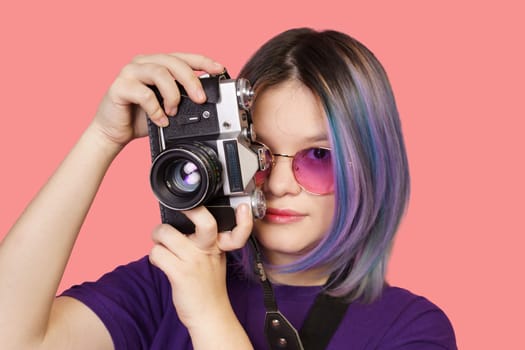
[335,286,457,349]
[61,256,175,349]
[379,286,457,349]
[67,256,170,296]
[61,255,172,314]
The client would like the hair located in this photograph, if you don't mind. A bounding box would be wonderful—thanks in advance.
[236,28,410,303]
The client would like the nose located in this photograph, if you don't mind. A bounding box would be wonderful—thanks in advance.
[263,157,302,197]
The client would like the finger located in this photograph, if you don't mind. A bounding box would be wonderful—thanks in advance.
[181,206,218,250]
[133,54,204,103]
[134,53,224,104]
[168,53,225,74]
[137,53,225,76]
[149,243,183,284]
[120,62,181,116]
[151,224,191,261]
[109,77,169,127]
[217,204,253,251]
[132,108,150,136]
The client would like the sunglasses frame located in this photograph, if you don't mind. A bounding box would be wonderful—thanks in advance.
[252,141,334,196]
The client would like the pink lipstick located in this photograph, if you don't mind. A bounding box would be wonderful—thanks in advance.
[263,208,306,224]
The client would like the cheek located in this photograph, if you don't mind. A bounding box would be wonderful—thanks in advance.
[312,195,336,230]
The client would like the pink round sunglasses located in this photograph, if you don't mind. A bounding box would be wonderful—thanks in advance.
[252,142,334,195]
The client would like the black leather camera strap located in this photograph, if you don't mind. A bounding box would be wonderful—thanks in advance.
[299,293,350,350]
[249,236,350,350]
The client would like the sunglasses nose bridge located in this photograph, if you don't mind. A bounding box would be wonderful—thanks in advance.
[273,153,295,162]
[264,156,303,195]
[272,154,296,174]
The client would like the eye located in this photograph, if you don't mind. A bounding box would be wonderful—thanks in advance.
[309,148,331,160]
[296,148,332,169]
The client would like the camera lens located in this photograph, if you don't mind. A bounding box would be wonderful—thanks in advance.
[165,160,201,194]
[150,142,222,210]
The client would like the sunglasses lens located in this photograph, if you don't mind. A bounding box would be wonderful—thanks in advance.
[254,147,334,195]
[294,148,334,194]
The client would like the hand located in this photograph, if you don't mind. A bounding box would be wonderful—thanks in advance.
[148,204,253,331]
[91,53,225,147]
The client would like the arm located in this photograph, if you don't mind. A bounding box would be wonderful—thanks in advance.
[0,53,226,350]
[0,124,121,350]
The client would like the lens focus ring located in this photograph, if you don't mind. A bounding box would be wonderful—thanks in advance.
[150,143,222,210]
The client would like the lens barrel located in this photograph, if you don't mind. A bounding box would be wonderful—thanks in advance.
[150,143,222,210]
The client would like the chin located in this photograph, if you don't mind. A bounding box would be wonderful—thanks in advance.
[253,224,323,264]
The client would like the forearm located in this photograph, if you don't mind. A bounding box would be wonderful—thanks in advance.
[188,306,254,350]
[0,123,122,346]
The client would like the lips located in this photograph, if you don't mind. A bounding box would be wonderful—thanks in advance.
[263,207,306,224]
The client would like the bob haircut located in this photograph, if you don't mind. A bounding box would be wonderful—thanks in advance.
[236,28,410,302]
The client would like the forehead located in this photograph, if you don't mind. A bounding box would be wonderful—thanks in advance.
[252,80,329,144]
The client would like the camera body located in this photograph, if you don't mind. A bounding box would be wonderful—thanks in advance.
[147,73,266,234]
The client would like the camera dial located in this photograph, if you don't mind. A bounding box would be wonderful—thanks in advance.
[236,78,254,110]
[251,188,266,219]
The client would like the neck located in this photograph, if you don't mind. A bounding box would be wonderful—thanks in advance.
[267,267,329,286]
[249,236,330,286]
[261,248,330,286]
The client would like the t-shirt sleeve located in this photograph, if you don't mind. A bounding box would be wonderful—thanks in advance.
[60,256,171,350]
[378,294,457,349]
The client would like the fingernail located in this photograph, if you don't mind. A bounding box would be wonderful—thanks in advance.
[240,203,249,215]
[195,89,206,102]
[214,62,224,70]
[168,107,178,116]
[159,117,169,127]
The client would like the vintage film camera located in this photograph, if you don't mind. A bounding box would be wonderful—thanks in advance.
[147,72,267,234]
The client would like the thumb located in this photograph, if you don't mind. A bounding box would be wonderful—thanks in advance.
[217,204,253,251]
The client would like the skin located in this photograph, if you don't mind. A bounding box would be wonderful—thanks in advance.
[0,53,333,349]
[252,81,336,285]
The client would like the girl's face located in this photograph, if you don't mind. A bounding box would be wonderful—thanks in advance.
[252,80,335,268]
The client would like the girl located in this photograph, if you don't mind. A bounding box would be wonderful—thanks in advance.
[0,28,456,349]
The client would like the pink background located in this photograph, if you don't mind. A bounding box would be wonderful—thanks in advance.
[1,1,523,348]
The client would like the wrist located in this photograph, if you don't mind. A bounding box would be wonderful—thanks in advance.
[187,306,253,350]
[84,122,126,158]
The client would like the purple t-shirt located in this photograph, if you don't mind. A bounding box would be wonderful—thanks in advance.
[62,256,456,349]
